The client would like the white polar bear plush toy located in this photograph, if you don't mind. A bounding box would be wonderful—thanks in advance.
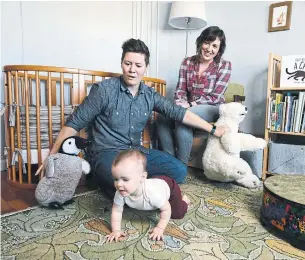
[202,102,267,188]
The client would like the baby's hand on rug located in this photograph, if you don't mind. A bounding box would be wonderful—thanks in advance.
[105,230,126,243]
[149,226,164,241]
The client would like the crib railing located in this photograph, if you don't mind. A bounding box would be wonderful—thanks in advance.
[3,65,166,188]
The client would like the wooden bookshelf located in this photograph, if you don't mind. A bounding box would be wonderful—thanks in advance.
[262,53,305,180]
[268,131,305,136]
[270,87,305,91]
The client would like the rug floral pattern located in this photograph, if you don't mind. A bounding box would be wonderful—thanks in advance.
[1,170,305,260]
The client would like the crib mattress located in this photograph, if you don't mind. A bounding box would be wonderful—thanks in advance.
[14,149,50,164]
[16,105,74,149]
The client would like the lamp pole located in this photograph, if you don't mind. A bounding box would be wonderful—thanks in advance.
[185,17,191,57]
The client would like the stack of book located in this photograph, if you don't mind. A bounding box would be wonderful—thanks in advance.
[267,92,305,133]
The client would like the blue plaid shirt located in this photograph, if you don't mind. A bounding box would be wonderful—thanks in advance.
[65,76,186,154]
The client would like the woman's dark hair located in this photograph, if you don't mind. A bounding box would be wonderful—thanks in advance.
[195,26,226,64]
[121,38,150,66]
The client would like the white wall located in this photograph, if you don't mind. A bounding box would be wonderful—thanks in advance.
[0,1,159,169]
[1,1,305,169]
[1,1,133,71]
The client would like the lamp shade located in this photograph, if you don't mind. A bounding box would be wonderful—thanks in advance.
[169,1,207,30]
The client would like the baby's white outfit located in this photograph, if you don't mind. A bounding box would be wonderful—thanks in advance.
[113,178,170,210]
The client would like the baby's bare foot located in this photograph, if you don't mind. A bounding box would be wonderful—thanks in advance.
[182,195,191,205]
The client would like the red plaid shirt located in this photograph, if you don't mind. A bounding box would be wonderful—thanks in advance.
[174,56,232,106]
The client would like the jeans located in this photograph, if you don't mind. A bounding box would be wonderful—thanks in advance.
[156,104,220,164]
[90,148,187,199]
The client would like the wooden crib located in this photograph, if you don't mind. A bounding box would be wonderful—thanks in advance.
[3,65,166,188]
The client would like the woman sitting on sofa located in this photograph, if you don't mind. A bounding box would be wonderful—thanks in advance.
[157,26,232,165]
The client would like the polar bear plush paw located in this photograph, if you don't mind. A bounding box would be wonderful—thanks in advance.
[236,174,261,189]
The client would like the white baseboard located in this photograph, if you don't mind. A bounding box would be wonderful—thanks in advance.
[1,157,7,172]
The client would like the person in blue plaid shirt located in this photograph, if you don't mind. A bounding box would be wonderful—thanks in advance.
[157,26,232,165]
[46,38,228,199]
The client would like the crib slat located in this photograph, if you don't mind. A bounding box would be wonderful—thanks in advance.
[21,77,25,106]
[47,72,53,148]
[60,73,64,128]
[35,72,42,169]
[24,71,32,182]
[78,74,86,103]
[14,72,23,182]
[78,74,86,139]
[72,74,80,137]
[4,72,12,179]
[29,78,33,105]
[72,74,79,105]
[69,83,73,106]
[51,81,57,106]
[7,72,16,181]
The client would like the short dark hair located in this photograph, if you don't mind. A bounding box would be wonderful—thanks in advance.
[121,39,150,66]
[112,149,147,171]
[195,26,226,64]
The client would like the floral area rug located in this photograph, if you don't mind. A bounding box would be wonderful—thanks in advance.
[1,169,305,260]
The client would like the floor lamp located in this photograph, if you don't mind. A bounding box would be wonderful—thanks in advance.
[169,1,207,57]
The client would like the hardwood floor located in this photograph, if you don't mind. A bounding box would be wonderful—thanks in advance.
[1,171,99,215]
[1,167,203,215]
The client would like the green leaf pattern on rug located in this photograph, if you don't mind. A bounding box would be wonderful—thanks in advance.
[1,173,304,260]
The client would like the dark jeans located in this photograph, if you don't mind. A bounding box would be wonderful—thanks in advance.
[90,148,187,199]
[152,175,187,219]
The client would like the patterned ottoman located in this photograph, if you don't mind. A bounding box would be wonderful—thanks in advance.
[260,175,305,250]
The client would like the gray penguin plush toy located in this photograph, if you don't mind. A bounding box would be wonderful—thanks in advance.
[35,136,91,209]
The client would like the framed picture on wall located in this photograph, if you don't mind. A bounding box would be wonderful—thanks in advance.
[268,1,293,32]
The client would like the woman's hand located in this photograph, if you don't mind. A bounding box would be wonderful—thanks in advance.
[214,125,229,138]
[105,230,126,243]
[149,227,164,241]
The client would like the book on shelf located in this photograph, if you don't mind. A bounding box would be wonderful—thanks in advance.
[294,92,305,132]
[284,93,294,132]
[269,99,276,131]
[275,102,283,131]
[281,96,287,131]
[267,91,305,133]
[290,99,297,132]
[280,55,305,88]
[301,109,305,132]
